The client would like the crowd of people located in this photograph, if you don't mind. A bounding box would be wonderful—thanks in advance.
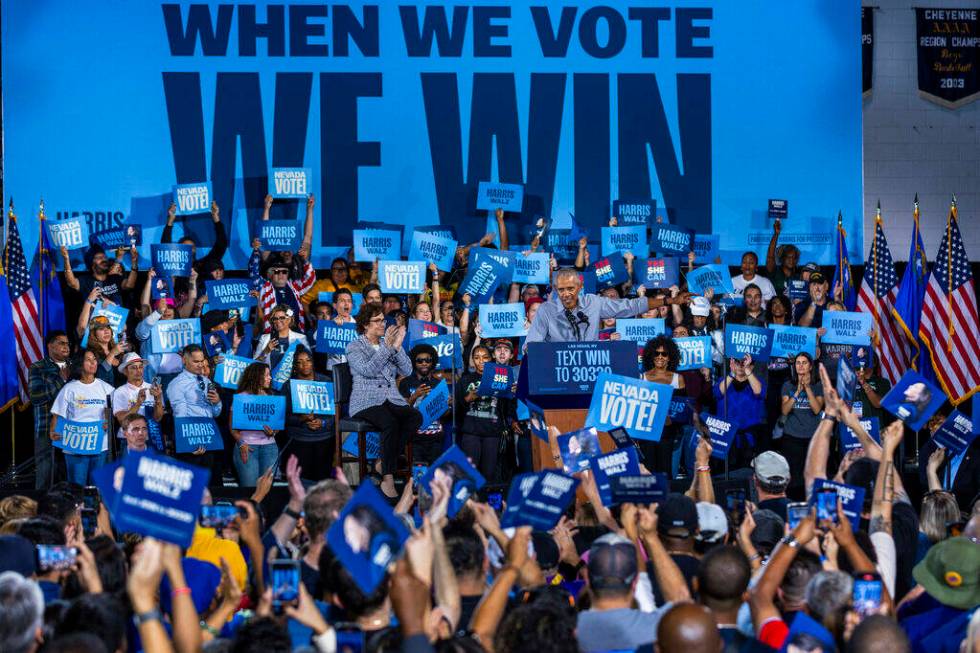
[1,199,976,652]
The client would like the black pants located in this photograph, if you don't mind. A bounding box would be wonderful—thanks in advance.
[778,435,811,500]
[355,401,422,475]
[291,438,334,482]
[460,432,499,481]
[412,434,443,466]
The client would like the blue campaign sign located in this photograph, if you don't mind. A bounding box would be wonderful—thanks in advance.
[526,341,637,395]
[90,224,142,251]
[151,318,201,354]
[290,380,336,416]
[724,324,774,362]
[609,473,669,506]
[642,257,680,288]
[205,279,257,311]
[268,167,312,198]
[202,329,233,358]
[409,231,457,272]
[687,264,735,295]
[613,199,655,226]
[317,292,365,316]
[353,229,400,262]
[615,318,665,344]
[416,224,458,241]
[480,303,527,338]
[881,370,946,432]
[839,417,880,452]
[406,318,447,348]
[592,251,629,288]
[822,311,873,346]
[769,324,817,358]
[787,279,809,300]
[512,252,551,284]
[501,471,579,531]
[669,397,693,425]
[48,217,89,250]
[416,379,450,429]
[258,219,301,251]
[601,225,647,258]
[53,418,104,455]
[590,447,640,506]
[476,181,524,212]
[675,336,712,371]
[932,411,977,455]
[115,450,209,547]
[837,356,857,406]
[459,255,506,304]
[151,243,193,277]
[173,417,223,453]
[236,324,254,358]
[525,400,549,442]
[420,445,485,518]
[342,431,381,460]
[470,247,516,285]
[699,412,737,460]
[809,478,866,530]
[692,234,720,264]
[378,260,426,294]
[326,483,410,594]
[232,394,287,431]
[557,427,601,474]
[214,354,256,390]
[477,364,517,398]
[586,373,674,442]
[653,224,695,255]
[427,333,464,371]
[271,340,301,390]
[172,182,211,215]
[81,302,129,347]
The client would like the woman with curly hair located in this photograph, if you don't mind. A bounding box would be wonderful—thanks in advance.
[641,335,686,474]
[228,362,280,487]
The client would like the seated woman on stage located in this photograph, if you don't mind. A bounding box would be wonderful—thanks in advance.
[345,303,421,498]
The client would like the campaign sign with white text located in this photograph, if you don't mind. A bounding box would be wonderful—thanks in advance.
[90,224,142,251]
[787,279,809,300]
[476,181,524,212]
[268,167,311,198]
[406,319,447,350]
[258,219,301,251]
[592,252,629,288]
[839,418,880,452]
[408,231,456,272]
[527,341,637,396]
[808,479,865,530]
[174,417,223,453]
[427,333,464,371]
[610,474,669,506]
[420,445,485,518]
[512,252,551,284]
[326,483,410,594]
[642,257,679,288]
[615,318,665,344]
[698,412,737,460]
[687,264,735,295]
[416,379,450,429]
[477,364,517,398]
[290,380,336,416]
[932,411,977,455]
[115,450,209,547]
[601,225,647,258]
[48,218,88,250]
[724,324,774,362]
[479,303,527,338]
[214,355,256,390]
[53,418,105,455]
[470,247,516,286]
[675,336,712,371]
[378,260,426,294]
[459,255,506,304]
[151,318,201,354]
[315,321,359,356]
[271,340,301,390]
[151,243,193,277]
[81,302,129,347]
[881,370,945,432]
[769,324,817,358]
[837,357,857,406]
[172,182,211,215]
[231,394,286,431]
[590,447,640,505]
[586,373,674,442]
[822,311,873,346]
[557,427,601,474]
[353,229,400,262]
[613,199,655,226]
[205,279,256,311]
[653,224,694,255]
[500,470,579,530]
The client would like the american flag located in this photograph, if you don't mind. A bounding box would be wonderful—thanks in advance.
[919,205,980,403]
[4,214,43,403]
[857,214,910,385]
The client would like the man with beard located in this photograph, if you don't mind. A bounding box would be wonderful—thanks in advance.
[65,244,137,304]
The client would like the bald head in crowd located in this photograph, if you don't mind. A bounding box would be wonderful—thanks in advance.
[846,615,911,653]
[656,604,722,653]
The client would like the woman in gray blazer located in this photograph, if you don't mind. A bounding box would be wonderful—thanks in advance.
[345,303,421,498]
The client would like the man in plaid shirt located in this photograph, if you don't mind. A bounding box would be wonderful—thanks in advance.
[28,330,72,488]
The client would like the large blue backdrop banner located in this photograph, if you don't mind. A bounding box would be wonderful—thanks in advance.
[2,2,863,268]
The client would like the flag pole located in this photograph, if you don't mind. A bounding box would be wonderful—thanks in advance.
[872,201,881,348]
[947,195,956,351]
[38,199,46,338]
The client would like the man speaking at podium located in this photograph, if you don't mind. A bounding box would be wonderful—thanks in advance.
[526,268,691,343]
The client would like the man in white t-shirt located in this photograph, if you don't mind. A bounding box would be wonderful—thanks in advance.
[731,252,776,302]
[112,353,165,446]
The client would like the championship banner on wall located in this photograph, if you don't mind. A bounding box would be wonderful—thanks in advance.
[862,7,874,98]
[915,8,980,108]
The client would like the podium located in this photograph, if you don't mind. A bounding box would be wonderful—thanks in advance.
[518,341,639,471]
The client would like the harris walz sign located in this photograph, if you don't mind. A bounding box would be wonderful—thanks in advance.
[915,8,980,108]
[862,7,875,98]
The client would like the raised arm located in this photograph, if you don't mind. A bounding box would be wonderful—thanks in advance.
[161,542,202,653]
[685,432,715,504]
[494,208,509,251]
[61,246,80,291]
[637,504,692,604]
[574,236,588,270]
[765,220,781,275]
[299,194,315,263]
[121,246,139,290]
[177,269,199,318]
[198,200,228,267]
[161,203,176,244]
[871,420,903,536]
[749,511,816,633]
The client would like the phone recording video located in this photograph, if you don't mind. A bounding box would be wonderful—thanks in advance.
[336,622,365,653]
[199,503,243,529]
[853,572,883,618]
[82,486,100,511]
[271,559,301,611]
[725,490,746,526]
[787,502,810,530]
[36,545,78,572]
[80,508,98,538]
[816,488,838,523]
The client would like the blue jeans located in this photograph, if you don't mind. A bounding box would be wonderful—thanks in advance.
[65,452,108,486]
[233,442,279,487]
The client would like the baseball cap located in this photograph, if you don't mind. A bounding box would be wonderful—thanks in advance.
[117,352,145,375]
[696,502,728,543]
[752,451,791,489]
[0,536,35,576]
[750,509,785,551]
[657,493,698,537]
[493,338,514,352]
[690,296,711,317]
[808,272,826,285]
[587,533,638,591]
[912,537,980,610]
[802,262,820,274]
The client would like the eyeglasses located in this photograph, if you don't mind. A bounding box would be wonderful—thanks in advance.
[654,350,668,357]
[331,266,347,272]
[271,269,288,274]
[415,357,433,363]
[271,316,288,322]
[369,316,385,323]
